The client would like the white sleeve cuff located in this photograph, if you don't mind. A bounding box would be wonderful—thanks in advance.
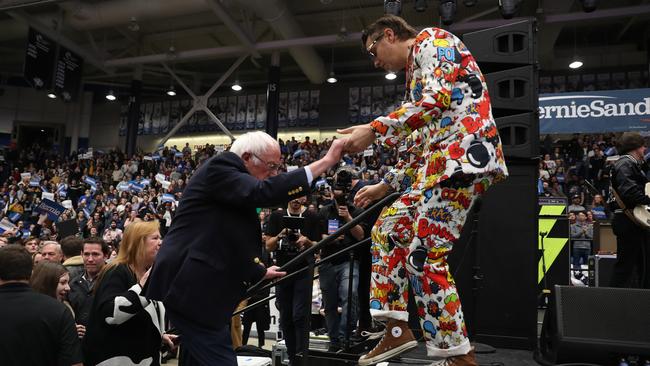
[304,166,314,185]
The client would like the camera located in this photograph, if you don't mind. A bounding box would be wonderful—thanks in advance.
[276,216,305,263]
[332,168,356,207]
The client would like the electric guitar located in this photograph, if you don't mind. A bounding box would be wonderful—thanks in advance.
[611,182,650,230]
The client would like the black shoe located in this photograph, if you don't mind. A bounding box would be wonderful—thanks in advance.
[327,344,341,353]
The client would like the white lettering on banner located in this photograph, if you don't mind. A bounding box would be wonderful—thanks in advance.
[539,97,650,119]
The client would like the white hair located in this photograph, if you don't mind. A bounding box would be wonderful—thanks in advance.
[229,131,279,158]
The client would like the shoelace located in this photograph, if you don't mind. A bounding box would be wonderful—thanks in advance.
[360,328,386,340]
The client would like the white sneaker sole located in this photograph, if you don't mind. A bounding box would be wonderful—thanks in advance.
[358,340,418,366]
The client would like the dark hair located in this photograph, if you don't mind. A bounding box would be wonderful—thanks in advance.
[60,235,84,258]
[84,237,110,256]
[0,245,33,281]
[617,132,645,154]
[30,261,68,299]
[361,15,418,48]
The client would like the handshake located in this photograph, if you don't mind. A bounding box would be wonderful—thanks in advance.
[323,123,376,164]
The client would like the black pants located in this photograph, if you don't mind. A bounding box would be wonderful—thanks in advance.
[167,309,236,366]
[610,213,650,289]
[357,241,373,331]
[275,269,312,364]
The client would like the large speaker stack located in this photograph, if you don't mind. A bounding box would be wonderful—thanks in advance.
[448,20,539,350]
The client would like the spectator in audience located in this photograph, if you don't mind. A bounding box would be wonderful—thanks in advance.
[30,261,72,306]
[103,219,124,247]
[61,236,85,279]
[567,194,586,213]
[83,220,177,366]
[589,194,609,220]
[0,245,83,366]
[30,260,85,338]
[317,175,366,352]
[68,237,110,327]
[0,236,8,248]
[570,212,593,269]
[23,237,40,254]
[42,241,63,263]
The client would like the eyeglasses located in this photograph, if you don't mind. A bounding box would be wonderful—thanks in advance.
[252,153,281,172]
[366,33,384,59]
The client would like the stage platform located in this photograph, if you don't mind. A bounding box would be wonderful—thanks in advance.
[385,342,538,366]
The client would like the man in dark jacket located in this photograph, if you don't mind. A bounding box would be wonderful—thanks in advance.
[146,131,346,365]
[68,237,109,326]
[0,245,82,366]
[609,132,650,288]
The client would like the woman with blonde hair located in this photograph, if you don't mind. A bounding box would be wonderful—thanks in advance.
[82,220,176,366]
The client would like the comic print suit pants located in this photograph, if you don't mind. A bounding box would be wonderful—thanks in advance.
[369,173,494,358]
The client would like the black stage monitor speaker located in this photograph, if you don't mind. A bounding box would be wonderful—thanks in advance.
[462,19,537,68]
[495,112,539,160]
[485,65,538,113]
[540,285,650,364]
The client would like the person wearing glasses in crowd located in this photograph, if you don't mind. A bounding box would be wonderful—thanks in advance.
[145,131,348,366]
[339,15,508,366]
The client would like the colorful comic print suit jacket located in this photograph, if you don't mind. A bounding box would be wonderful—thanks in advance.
[371,27,508,192]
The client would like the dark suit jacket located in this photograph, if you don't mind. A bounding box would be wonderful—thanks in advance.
[145,151,310,328]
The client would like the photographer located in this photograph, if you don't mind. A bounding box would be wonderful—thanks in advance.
[318,168,366,352]
[265,196,321,365]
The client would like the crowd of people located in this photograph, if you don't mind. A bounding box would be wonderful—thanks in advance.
[537,133,636,268]
[0,134,395,365]
[0,130,641,365]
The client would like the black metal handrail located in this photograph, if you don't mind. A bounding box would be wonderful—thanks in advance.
[243,191,400,298]
[233,237,369,316]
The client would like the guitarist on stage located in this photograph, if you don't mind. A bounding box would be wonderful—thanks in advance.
[608,132,650,289]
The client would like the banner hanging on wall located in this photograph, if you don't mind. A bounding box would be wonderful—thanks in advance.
[539,88,650,134]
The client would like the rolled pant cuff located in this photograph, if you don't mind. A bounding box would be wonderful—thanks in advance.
[369,309,409,322]
[426,338,471,358]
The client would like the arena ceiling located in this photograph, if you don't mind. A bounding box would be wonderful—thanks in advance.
[0,0,648,98]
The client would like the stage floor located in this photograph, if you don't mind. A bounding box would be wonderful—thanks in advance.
[387,342,538,366]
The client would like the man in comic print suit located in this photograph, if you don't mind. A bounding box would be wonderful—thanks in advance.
[339,15,508,366]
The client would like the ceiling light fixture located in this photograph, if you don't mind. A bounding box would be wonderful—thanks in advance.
[568,60,583,69]
[385,72,397,80]
[105,89,116,101]
[327,72,338,84]
[439,0,457,25]
[47,92,56,99]
[569,27,583,70]
[166,85,176,96]
[231,81,242,92]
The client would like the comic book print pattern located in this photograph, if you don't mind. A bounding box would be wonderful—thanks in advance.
[369,174,494,351]
[371,27,508,192]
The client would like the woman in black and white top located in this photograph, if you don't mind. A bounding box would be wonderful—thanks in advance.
[83,220,176,366]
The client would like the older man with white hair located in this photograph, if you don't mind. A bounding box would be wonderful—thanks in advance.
[146,131,347,366]
[41,241,63,263]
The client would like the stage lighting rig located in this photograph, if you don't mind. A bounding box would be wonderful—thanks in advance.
[439,0,457,25]
[414,0,427,12]
[580,0,597,12]
[498,0,520,19]
[384,0,402,15]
